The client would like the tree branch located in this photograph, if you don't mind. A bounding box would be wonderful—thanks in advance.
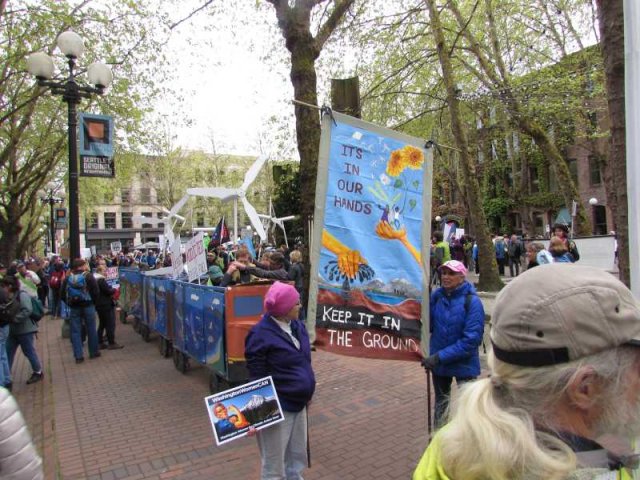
[169,0,215,30]
[314,0,357,50]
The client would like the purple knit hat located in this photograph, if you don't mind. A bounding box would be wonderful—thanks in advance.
[264,282,300,317]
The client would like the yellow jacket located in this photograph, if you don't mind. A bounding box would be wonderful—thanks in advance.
[413,433,638,480]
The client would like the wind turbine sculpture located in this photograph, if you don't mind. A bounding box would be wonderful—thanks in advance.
[258,203,296,248]
[186,154,268,242]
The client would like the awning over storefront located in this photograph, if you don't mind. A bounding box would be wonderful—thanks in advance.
[554,207,572,226]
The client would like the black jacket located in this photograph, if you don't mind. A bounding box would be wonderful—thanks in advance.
[93,274,115,309]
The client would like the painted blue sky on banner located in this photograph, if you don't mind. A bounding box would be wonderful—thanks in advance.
[320,120,427,292]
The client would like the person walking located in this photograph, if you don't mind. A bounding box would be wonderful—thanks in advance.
[245,282,316,480]
[1,276,43,385]
[0,283,19,390]
[93,264,123,350]
[507,234,522,277]
[494,235,507,275]
[61,259,100,364]
[421,260,485,428]
[414,264,640,480]
[48,259,66,318]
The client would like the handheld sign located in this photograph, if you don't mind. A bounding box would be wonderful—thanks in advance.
[205,376,284,446]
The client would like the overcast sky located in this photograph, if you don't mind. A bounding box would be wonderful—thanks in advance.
[155,3,295,158]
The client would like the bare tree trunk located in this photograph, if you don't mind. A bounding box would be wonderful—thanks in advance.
[596,0,627,284]
[426,0,502,291]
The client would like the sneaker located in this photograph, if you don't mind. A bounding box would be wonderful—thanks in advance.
[75,358,84,364]
[107,343,124,350]
[98,342,109,350]
[89,352,101,359]
[26,372,43,385]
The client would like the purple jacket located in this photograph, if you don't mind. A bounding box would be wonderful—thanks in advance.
[245,313,316,412]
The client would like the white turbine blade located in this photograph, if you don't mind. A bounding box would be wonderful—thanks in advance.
[257,213,271,220]
[241,154,269,191]
[169,194,190,217]
[186,187,239,201]
[161,206,171,215]
[241,196,266,241]
[276,215,297,222]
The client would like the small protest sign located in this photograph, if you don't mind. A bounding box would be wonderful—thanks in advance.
[111,241,122,254]
[185,232,207,282]
[205,376,284,446]
[171,235,183,280]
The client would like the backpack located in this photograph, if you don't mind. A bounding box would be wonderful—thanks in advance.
[49,271,63,289]
[66,273,92,306]
[0,296,20,327]
[29,296,44,322]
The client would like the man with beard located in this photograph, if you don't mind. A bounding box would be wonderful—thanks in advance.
[414,263,640,480]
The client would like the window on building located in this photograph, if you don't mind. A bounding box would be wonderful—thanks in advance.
[104,212,116,229]
[121,188,131,204]
[588,155,601,186]
[142,211,153,228]
[140,188,151,204]
[567,158,578,185]
[593,205,607,235]
[121,212,133,229]
[89,212,99,229]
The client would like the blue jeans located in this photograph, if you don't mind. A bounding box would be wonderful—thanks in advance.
[69,305,98,359]
[0,325,11,386]
[49,287,62,317]
[6,332,42,374]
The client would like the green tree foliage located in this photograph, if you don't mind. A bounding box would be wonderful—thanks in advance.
[0,0,174,263]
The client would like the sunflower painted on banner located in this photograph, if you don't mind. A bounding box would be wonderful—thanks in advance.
[371,145,425,263]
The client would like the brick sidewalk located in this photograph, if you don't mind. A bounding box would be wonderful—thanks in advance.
[10,315,431,480]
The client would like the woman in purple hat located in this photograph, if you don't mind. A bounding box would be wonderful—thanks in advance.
[245,281,316,480]
[421,260,485,429]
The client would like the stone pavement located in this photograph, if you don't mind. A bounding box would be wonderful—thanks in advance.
[11,314,432,480]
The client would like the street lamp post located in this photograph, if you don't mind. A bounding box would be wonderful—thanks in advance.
[27,31,113,260]
[38,183,65,254]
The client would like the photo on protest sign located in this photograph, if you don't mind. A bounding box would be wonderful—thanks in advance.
[204,376,284,446]
[308,111,433,361]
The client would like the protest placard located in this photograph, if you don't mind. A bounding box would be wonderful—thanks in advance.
[171,235,183,280]
[205,376,284,446]
[185,232,207,282]
[111,241,122,254]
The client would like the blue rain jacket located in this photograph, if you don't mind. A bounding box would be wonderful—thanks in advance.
[429,281,485,378]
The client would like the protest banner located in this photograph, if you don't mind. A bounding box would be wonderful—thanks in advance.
[185,232,207,282]
[110,241,122,254]
[308,111,433,361]
[205,376,284,446]
[171,235,184,280]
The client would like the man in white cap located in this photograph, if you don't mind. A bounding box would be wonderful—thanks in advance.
[414,263,640,480]
[421,259,485,428]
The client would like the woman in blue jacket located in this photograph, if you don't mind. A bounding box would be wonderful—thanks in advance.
[245,281,316,480]
[421,260,485,428]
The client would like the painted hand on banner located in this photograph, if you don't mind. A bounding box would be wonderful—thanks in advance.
[375,221,421,264]
[322,229,375,282]
[337,249,366,280]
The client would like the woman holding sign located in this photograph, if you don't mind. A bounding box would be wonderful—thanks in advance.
[245,282,316,480]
